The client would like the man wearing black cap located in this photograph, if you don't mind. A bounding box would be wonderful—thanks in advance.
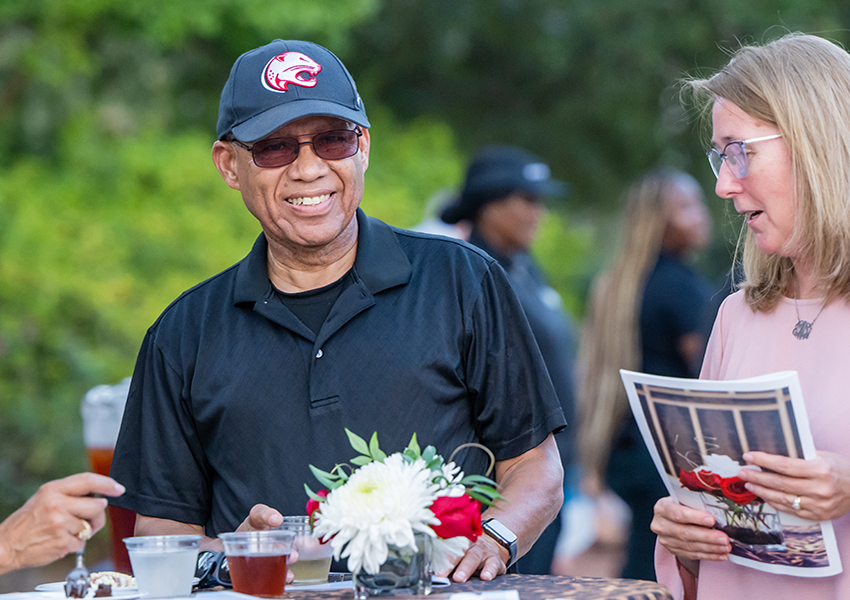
[110,41,566,582]
[442,146,578,574]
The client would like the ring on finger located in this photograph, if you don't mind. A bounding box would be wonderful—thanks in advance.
[76,520,92,541]
[791,495,802,511]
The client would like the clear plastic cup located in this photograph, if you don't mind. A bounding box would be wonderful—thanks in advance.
[219,530,296,597]
[123,535,202,598]
[275,516,334,585]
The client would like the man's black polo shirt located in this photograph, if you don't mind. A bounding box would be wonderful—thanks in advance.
[110,209,566,536]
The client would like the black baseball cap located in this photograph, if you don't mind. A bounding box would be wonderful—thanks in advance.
[216,39,370,142]
[441,145,567,224]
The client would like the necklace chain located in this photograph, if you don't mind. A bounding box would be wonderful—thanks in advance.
[792,281,826,340]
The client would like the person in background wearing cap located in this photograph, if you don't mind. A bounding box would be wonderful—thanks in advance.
[0,473,125,576]
[441,146,578,575]
[109,40,566,582]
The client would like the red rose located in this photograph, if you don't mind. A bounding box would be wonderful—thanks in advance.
[306,489,329,530]
[720,477,759,505]
[430,494,483,542]
[679,469,722,493]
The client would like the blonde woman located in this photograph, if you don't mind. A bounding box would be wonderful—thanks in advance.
[578,168,711,581]
[652,33,850,599]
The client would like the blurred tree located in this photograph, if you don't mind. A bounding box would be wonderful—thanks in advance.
[0,0,379,163]
[345,0,848,210]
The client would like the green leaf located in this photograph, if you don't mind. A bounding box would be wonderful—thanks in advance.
[426,457,443,471]
[368,432,387,461]
[407,433,421,457]
[346,428,371,456]
[466,489,496,506]
[422,446,436,463]
[469,484,505,503]
[460,474,498,487]
[304,484,327,503]
[350,455,373,466]
[309,464,342,489]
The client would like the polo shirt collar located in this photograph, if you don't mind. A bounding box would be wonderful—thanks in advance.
[352,208,411,293]
[233,233,272,304]
[233,208,411,305]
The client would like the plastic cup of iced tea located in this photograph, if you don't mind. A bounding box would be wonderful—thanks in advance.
[219,530,296,597]
[275,516,334,585]
[123,535,202,598]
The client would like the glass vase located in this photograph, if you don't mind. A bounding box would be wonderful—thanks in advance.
[353,533,432,599]
[701,494,786,552]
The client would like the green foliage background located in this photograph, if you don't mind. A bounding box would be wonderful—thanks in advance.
[0,0,847,518]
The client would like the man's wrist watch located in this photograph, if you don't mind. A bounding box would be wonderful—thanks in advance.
[481,518,518,567]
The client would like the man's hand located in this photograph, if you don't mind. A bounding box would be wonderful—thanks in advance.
[0,473,125,576]
[444,530,508,581]
[236,504,284,531]
[442,433,563,582]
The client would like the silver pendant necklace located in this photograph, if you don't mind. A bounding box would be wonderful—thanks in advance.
[792,282,826,340]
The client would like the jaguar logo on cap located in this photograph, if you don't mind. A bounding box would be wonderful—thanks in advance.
[262,51,322,93]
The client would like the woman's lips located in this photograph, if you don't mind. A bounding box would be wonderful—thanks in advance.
[746,210,763,224]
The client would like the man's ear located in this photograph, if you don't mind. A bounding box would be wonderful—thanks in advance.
[358,127,370,172]
[212,140,242,191]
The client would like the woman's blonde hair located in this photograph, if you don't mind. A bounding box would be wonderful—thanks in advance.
[577,169,699,481]
[687,33,850,311]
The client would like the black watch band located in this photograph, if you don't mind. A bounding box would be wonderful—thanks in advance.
[481,518,518,567]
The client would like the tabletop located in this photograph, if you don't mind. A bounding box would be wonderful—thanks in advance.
[282,574,672,600]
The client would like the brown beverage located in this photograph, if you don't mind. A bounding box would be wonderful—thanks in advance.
[227,554,289,597]
[88,446,136,573]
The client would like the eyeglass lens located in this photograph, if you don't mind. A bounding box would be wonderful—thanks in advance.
[251,129,360,168]
[708,142,748,179]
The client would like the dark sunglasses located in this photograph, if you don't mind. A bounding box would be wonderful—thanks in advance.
[231,127,362,168]
[195,550,232,589]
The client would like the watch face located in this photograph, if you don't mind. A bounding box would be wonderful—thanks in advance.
[484,519,517,544]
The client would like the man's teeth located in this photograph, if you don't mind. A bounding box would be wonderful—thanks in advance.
[287,194,330,206]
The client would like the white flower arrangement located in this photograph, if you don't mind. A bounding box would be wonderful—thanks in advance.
[305,430,502,575]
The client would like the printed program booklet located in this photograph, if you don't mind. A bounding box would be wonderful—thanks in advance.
[620,369,842,577]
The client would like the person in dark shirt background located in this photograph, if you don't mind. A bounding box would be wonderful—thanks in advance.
[576,168,713,580]
[441,145,578,574]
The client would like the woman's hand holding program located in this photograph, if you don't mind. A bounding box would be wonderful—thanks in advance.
[737,450,850,522]
[651,496,731,565]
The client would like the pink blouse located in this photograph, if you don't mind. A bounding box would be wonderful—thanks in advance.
[656,290,850,599]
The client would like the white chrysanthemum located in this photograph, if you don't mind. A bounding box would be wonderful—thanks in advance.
[314,454,441,574]
[435,461,467,496]
[429,536,470,573]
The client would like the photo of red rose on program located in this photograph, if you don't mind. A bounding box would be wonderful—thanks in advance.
[619,369,842,577]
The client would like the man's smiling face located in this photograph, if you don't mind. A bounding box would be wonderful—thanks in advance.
[223,115,370,257]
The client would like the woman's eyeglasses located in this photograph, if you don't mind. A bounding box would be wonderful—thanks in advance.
[707,134,782,179]
[230,127,363,168]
